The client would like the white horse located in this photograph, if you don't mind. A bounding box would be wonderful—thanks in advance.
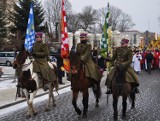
[13,50,58,118]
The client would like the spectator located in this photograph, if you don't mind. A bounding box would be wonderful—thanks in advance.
[132,50,142,74]
[97,54,106,75]
[146,50,154,74]
[55,49,65,84]
[141,50,148,70]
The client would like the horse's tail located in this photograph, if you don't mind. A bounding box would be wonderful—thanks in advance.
[91,81,102,99]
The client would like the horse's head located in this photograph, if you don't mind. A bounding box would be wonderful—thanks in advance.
[12,50,29,69]
[115,64,126,84]
[69,52,82,75]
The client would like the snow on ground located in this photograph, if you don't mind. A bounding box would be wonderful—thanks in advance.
[0,66,16,90]
[0,66,15,74]
[0,79,16,90]
[0,86,71,117]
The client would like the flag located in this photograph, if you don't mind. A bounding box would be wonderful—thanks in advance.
[24,3,35,52]
[61,0,70,72]
[100,3,110,58]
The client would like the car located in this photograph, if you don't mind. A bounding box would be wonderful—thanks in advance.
[0,52,15,66]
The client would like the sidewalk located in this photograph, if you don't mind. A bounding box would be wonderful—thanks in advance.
[0,66,71,109]
[0,66,107,110]
[0,78,71,109]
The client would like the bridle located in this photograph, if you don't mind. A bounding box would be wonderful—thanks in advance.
[71,60,85,81]
[14,50,33,69]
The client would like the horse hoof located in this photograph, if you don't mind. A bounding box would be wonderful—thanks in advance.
[33,112,38,116]
[45,108,50,112]
[76,109,82,115]
[122,114,126,119]
[95,104,99,108]
[82,114,87,119]
[26,114,31,119]
[131,106,135,109]
[114,116,118,121]
[53,104,56,107]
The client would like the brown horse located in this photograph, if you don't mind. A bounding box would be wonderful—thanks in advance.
[13,48,58,118]
[112,64,135,120]
[69,52,101,118]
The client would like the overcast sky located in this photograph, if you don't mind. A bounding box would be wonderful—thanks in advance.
[41,0,160,34]
[68,0,160,34]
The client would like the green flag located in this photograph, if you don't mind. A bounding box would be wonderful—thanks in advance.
[100,3,110,58]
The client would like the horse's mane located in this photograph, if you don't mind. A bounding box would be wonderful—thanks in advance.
[115,65,126,84]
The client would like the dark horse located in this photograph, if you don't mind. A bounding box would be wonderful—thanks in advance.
[112,64,135,120]
[69,52,102,118]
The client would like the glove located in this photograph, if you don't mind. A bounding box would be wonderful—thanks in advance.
[105,57,110,61]
[31,52,36,57]
[81,60,85,65]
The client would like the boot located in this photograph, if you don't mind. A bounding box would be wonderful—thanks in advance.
[134,87,139,94]
[131,83,139,94]
[105,87,112,94]
[105,89,112,94]
[43,84,49,91]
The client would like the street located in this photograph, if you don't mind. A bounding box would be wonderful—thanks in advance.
[0,70,160,121]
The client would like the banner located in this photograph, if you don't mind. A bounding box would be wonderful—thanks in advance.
[61,0,70,72]
[24,3,35,52]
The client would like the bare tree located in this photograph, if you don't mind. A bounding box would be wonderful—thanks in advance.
[67,12,80,32]
[78,6,98,32]
[43,0,72,41]
[0,0,7,50]
[97,5,135,32]
[118,12,135,32]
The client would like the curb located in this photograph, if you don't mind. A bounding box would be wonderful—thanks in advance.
[0,84,71,110]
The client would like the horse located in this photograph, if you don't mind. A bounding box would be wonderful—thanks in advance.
[111,64,135,120]
[13,49,58,118]
[69,52,102,118]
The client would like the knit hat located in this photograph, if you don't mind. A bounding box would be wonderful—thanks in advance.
[80,33,87,38]
[121,38,129,44]
[35,32,43,38]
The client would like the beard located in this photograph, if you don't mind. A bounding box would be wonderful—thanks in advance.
[81,40,87,44]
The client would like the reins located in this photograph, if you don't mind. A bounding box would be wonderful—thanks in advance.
[21,60,32,68]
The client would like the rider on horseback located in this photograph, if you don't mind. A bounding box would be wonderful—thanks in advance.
[68,33,102,89]
[31,32,57,91]
[105,38,139,94]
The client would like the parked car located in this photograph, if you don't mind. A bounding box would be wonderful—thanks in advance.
[0,52,15,66]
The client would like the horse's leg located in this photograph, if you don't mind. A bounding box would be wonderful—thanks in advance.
[23,89,32,118]
[51,83,56,107]
[130,92,135,109]
[82,89,89,118]
[122,96,127,118]
[72,90,82,115]
[28,91,38,116]
[45,82,56,111]
[113,95,118,120]
[95,81,101,107]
